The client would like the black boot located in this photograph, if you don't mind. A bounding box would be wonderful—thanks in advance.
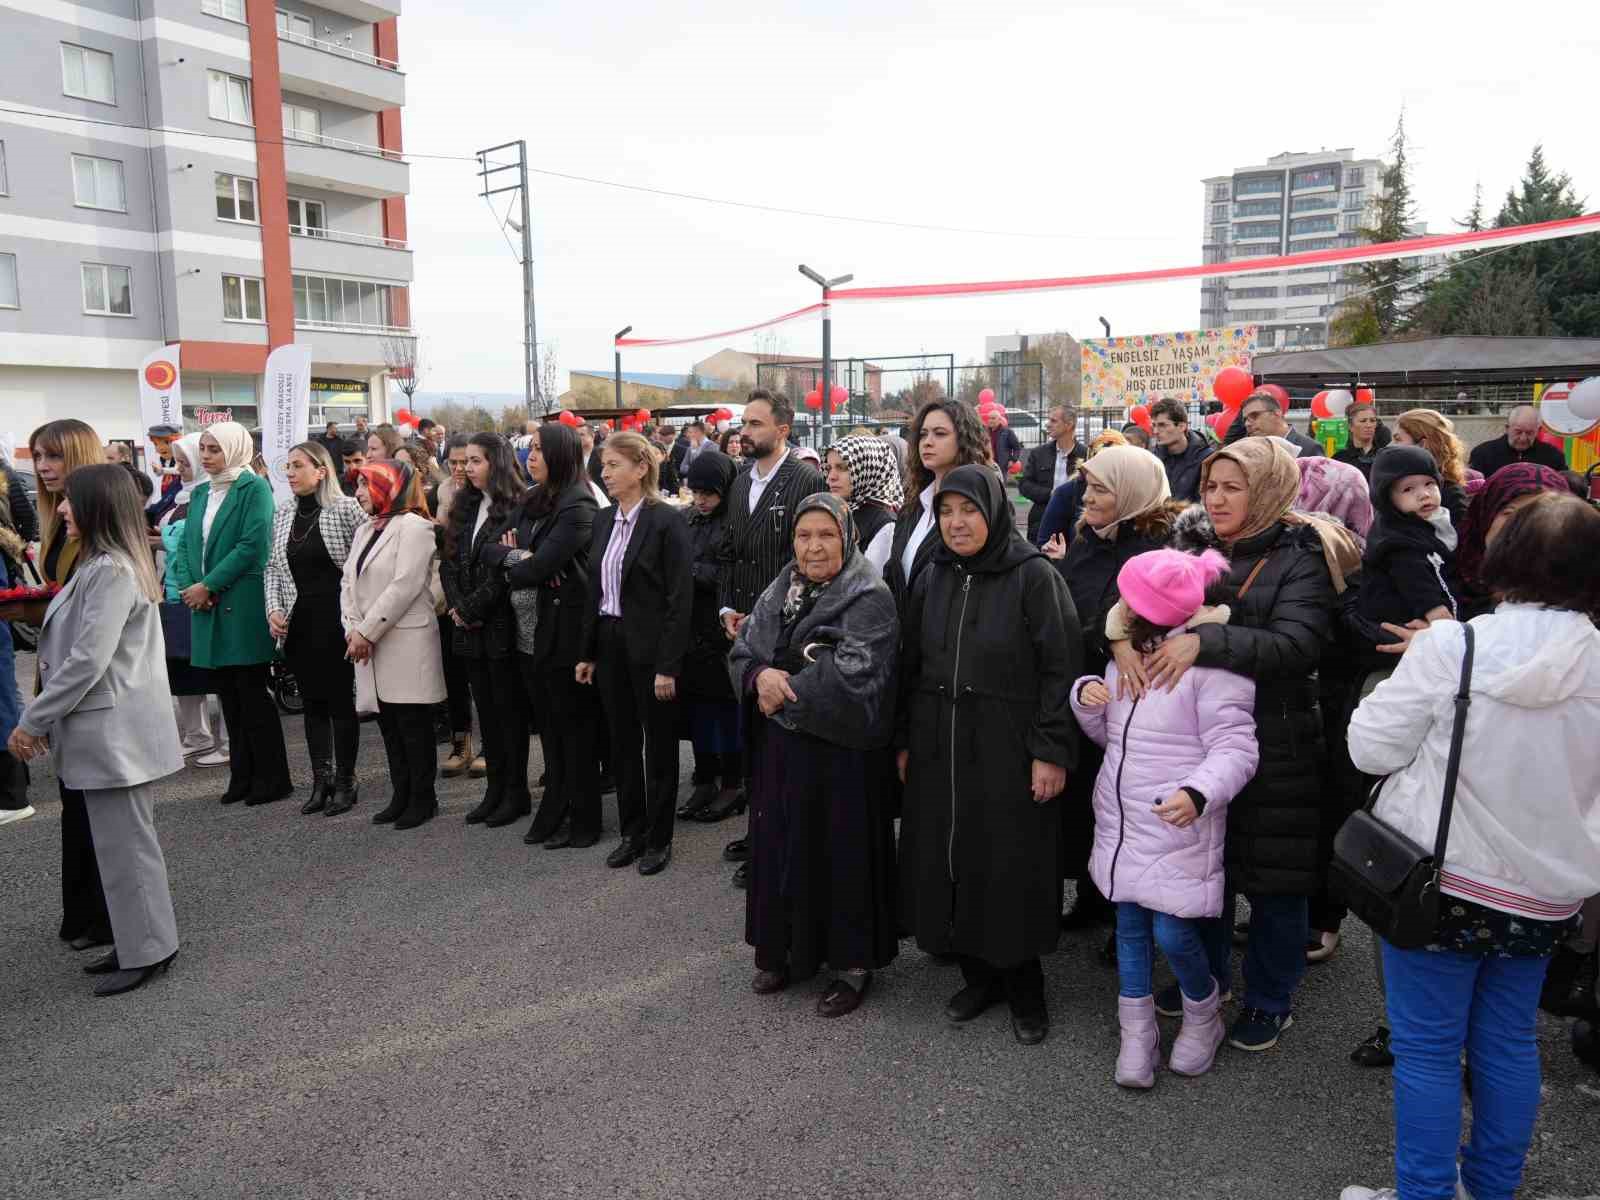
[464,783,502,825]
[324,774,359,816]
[484,792,532,828]
[300,761,333,815]
[1541,945,1599,1018]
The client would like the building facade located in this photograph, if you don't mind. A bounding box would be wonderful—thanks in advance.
[0,0,412,439]
[1199,149,1386,353]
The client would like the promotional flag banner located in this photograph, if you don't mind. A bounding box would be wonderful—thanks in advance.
[262,344,313,500]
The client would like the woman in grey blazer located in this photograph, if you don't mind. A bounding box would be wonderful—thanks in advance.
[9,466,184,997]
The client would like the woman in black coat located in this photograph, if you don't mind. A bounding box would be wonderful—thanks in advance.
[1330,401,1391,480]
[678,449,744,822]
[1134,435,1354,1052]
[576,432,693,877]
[481,423,600,848]
[1040,445,1179,933]
[440,433,527,828]
[897,465,1081,1045]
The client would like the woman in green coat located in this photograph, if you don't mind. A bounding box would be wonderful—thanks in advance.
[175,422,291,806]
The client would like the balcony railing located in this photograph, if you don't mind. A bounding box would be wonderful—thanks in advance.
[295,317,414,336]
[284,129,405,162]
[290,224,408,251]
[279,30,399,71]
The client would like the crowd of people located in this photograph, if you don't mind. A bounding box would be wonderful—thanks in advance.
[2,388,1599,1200]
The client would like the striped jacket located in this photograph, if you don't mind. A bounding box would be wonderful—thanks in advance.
[264,495,367,624]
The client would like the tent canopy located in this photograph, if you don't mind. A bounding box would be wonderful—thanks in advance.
[1254,336,1600,388]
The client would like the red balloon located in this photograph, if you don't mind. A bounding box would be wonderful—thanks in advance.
[558,410,581,427]
[804,390,822,411]
[830,385,847,408]
[393,407,414,426]
[977,388,996,407]
[1258,383,1290,413]
[1354,387,1374,405]
[603,420,614,430]
[1310,392,1334,420]
[1128,404,1153,433]
[1212,366,1253,408]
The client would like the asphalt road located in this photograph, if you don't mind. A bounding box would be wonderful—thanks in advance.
[2,673,1597,1200]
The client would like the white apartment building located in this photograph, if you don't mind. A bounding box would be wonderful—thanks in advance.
[0,0,413,439]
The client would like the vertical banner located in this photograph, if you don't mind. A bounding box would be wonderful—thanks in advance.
[262,343,312,500]
[137,344,184,491]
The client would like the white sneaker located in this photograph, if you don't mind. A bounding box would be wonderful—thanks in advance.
[193,750,230,767]
[1307,929,1341,963]
[1340,1187,1398,1200]
[0,805,35,826]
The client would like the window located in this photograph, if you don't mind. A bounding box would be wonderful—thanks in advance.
[1210,203,1228,223]
[282,104,321,142]
[81,262,132,315]
[1288,237,1338,253]
[1287,283,1327,297]
[71,154,126,211]
[1208,224,1227,245]
[276,10,314,39]
[1341,212,1363,233]
[1234,220,1281,241]
[1230,308,1279,322]
[1290,214,1337,236]
[293,273,396,328]
[202,0,246,20]
[61,43,115,104]
[0,253,17,308]
[222,274,264,322]
[1344,189,1365,211]
[1291,166,1337,190]
[1236,176,1282,196]
[1230,245,1277,260]
[1256,328,1276,349]
[1345,167,1365,187]
[287,197,326,236]
[1233,198,1281,217]
[1290,194,1337,212]
[215,173,257,222]
[0,141,7,194]
[207,70,252,124]
[1212,183,1230,202]
[1231,286,1279,299]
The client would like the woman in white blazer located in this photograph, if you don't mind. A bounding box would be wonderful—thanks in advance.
[342,461,446,830]
[9,466,184,997]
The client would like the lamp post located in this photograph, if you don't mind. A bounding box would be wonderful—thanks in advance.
[1098,316,1111,339]
[798,264,853,448]
[613,325,632,412]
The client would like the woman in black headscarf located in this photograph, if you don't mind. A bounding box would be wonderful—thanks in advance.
[729,493,901,1018]
[897,465,1081,1044]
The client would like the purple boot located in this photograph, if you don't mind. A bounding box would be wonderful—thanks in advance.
[1169,982,1225,1076]
[1115,995,1161,1088]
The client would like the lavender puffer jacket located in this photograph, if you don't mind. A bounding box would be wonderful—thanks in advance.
[1071,655,1259,918]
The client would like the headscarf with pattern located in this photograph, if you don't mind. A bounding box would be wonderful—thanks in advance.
[352,460,423,529]
[1455,462,1570,592]
[830,435,905,514]
[780,492,857,626]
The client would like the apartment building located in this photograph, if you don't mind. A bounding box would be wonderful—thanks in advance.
[0,0,413,438]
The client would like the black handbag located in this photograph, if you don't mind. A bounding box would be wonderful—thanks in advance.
[7,548,45,653]
[1330,623,1475,951]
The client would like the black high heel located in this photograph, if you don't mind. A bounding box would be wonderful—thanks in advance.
[692,788,747,823]
[83,950,120,975]
[93,951,177,997]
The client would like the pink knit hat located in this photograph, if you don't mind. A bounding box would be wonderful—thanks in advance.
[1116,549,1230,630]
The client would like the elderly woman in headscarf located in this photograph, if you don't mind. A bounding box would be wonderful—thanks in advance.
[1041,444,1180,935]
[176,421,292,808]
[824,434,906,574]
[1130,435,1355,1052]
[897,465,1081,1045]
[1035,429,1128,548]
[729,492,900,1018]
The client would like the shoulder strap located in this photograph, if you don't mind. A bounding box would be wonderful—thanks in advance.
[1235,549,1273,599]
[1429,622,1475,870]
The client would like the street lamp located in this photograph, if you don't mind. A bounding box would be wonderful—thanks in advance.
[613,325,632,412]
[799,264,853,447]
[1098,316,1112,339]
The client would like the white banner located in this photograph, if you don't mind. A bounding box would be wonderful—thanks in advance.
[137,344,183,492]
[261,343,312,501]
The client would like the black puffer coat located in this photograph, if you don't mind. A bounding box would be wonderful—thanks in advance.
[1169,505,1336,896]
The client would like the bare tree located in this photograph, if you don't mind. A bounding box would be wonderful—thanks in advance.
[538,342,560,414]
[382,335,424,405]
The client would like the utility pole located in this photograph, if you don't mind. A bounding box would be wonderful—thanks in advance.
[477,140,540,417]
[614,325,632,411]
[798,264,852,449]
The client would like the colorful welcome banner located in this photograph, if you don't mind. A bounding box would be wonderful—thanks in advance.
[616,211,1600,349]
[1080,326,1256,408]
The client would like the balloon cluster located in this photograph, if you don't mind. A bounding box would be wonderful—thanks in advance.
[393,406,418,436]
[709,406,734,425]
[804,385,848,413]
[557,410,583,427]
[1309,386,1373,420]
[613,407,652,433]
[976,388,1005,424]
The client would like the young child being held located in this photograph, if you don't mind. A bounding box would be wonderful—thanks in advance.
[1070,549,1258,1089]
[1359,445,1457,657]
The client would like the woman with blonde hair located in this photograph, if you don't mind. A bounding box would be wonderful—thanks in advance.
[1393,409,1468,527]
[366,424,403,462]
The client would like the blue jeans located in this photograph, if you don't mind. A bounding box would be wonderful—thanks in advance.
[1382,940,1550,1200]
[0,620,21,745]
[1116,902,1215,1001]
[1197,891,1308,1015]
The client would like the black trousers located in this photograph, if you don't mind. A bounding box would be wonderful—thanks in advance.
[959,954,1046,1017]
[519,653,601,841]
[376,701,437,814]
[595,618,678,850]
[214,663,291,800]
[465,656,529,810]
[438,614,472,734]
[58,780,111,942]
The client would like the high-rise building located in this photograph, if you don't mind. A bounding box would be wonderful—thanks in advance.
[0,0,413,438]
[1200,149,1388,352]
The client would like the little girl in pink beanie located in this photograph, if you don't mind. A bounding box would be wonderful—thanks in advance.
[1071,548,1260,1088]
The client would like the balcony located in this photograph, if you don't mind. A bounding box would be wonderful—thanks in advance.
[293,324,412,369]
[278,33,405,112]
[302,0,400,23]
[289,226,413,281]
[283,135,408,199]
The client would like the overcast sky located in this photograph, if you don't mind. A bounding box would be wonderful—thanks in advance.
[397,0,1599,398]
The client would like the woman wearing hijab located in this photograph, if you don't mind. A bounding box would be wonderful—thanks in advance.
[266,441,368,817]
[680,447,745,823]
[729,493,900,1015]
[176,421,292,807]
[342,460,446,829]
[886,399,992,615]
[1035,429,1129,549]
[824,434,905,574]
[897,465,1081,1044]
[156,432,226,763]
[1137,436,1353,1052]
[1041,445,1177,935]
[1453,463,1570,621]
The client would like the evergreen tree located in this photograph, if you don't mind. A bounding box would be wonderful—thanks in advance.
[1331,111,1415,345]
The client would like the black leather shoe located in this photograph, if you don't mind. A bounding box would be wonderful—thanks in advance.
[722,836,750,862]
[565,830,600,849]
[371,794,406,824]
[945,979,1003,1023]
[694,788,747,823]
[464,790,500,825]
[324,777,358,817]
[1011,1009,1049,1045]
[605,838,643,869]
[818,973,871,1018]
[93,951,176,997]
[484,797,531,828]
[731,863,749,889]
[637,845,671,875]
[539,827,572,849]
[752,968,788,994]
[1350,1026,1395,1068]
[394,801,437,831]
[677,782,718,819]
[300,768,331,815]
[83,950,120,975]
